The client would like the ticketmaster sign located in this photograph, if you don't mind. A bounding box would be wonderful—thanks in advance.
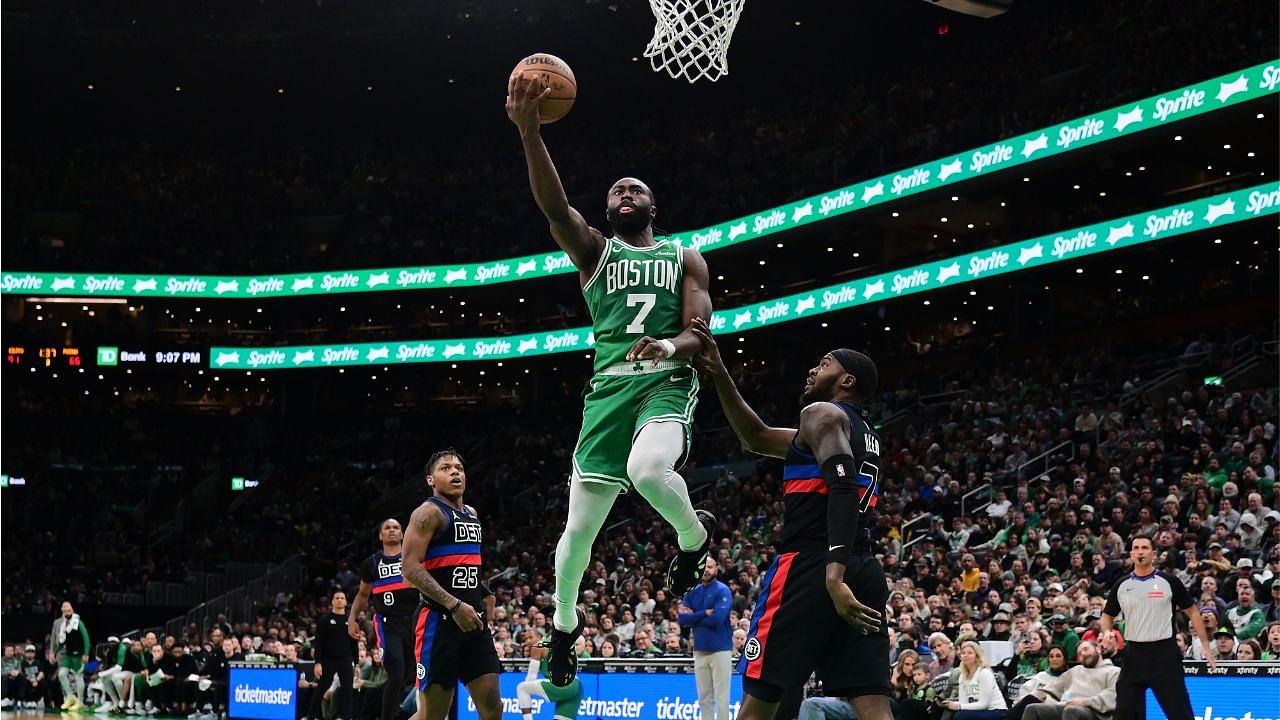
[207,184,1279,370]
[3,61,1276,300]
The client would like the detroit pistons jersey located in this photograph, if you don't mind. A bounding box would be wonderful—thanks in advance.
[780,402,882,553]
[581,238,686,373]
[419,496,486,613]
[361,551,418,618]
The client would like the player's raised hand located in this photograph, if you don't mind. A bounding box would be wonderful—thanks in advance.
[827,582,882,635]
[688,317,727,380]
[452,601,483,632]
[506,73,552,135]
[626,336,669,367]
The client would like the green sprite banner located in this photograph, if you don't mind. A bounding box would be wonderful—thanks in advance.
[205,183,1280,369]
[5,61,1278,301]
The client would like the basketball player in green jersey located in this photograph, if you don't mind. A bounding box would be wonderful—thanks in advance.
[507,74,715,686]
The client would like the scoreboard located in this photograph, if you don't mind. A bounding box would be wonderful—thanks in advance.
[6,346,83,367]
[6,346,202,368]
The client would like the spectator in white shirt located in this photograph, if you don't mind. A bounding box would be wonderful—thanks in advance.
[940,640,1007,719]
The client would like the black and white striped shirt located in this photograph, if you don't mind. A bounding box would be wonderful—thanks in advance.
[1103,571,1193,642]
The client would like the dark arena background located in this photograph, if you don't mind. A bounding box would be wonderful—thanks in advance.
[3,1,1279,720]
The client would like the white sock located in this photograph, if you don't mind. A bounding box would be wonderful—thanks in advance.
[516,679,545,720]
[553,480,620,631]
[628,421,707,552]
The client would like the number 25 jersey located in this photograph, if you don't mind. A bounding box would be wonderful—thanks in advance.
[418,496,485,613]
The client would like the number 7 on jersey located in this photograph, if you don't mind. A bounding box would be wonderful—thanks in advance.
[626,293,657,333]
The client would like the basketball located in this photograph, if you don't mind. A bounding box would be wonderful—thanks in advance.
[510,53,576,124]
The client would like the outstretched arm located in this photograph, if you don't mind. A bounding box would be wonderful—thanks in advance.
[506,74,603,272]
[627,247,714,366]
[689,318,793,458]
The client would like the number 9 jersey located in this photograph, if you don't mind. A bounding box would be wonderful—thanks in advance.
[360,551,418,618]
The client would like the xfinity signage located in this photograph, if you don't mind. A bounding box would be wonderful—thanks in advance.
[1,61,1275,300]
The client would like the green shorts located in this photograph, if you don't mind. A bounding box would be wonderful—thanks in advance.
[570,362,698,491]
[59,656,84,672]
[539,677,583,719]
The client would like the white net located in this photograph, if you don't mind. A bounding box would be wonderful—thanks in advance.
[644,0,746,83]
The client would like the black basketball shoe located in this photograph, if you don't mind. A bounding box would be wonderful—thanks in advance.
[666,509,717,597]
[546,607,585,687]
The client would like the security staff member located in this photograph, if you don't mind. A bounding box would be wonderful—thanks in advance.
[1099,535,1214,720]
[309,591,359,720]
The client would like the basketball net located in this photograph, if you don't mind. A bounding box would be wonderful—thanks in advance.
[644,0,745,83]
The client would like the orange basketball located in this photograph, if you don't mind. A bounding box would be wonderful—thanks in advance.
[510,53,577,124]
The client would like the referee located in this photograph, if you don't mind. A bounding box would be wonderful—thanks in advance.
[1099,535,1214,720]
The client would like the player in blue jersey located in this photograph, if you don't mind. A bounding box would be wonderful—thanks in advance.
[689,319,891,720]
[349,519,420,720]
[402,450,501,720]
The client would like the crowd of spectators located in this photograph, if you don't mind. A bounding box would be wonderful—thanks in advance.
[6,318,1277,720]
[4,0,1274,275]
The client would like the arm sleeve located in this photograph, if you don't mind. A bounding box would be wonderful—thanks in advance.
[1165,573,1194,611]
[79,624,90,653]
[824,454,860,566]
[1102,579,1123,618]
[826,424,880,565]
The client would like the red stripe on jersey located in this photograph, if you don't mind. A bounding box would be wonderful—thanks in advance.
[746,552,796,679]
[413,608,428,661]
[861,486,879,508]
[420,554,482,570]
[783,478,828,495]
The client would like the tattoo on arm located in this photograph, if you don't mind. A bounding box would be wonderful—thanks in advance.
[402,503,458,610]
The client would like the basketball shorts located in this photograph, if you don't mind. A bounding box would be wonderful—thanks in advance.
[571,364,698,490]
[373,612,416,680]
[737,550,890,700]
[413,604,501,690]
[539,678,584,720]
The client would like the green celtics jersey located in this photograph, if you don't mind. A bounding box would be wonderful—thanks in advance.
[582,237,685,373]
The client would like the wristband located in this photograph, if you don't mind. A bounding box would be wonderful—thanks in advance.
[449,598,462,613]
[657,338,677,357]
